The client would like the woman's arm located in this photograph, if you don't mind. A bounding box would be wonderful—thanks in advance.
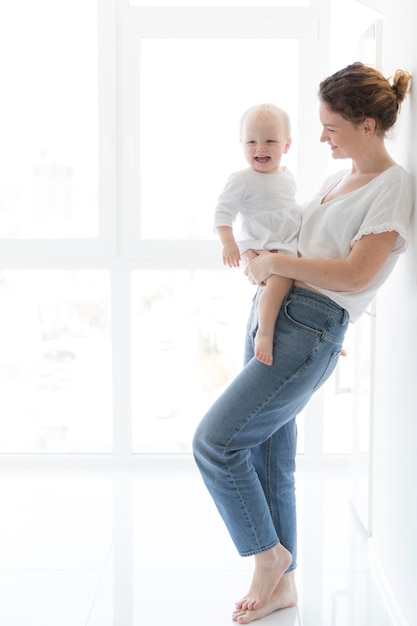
[247,230,399,292]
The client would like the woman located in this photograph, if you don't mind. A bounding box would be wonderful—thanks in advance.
[192,62,414,624]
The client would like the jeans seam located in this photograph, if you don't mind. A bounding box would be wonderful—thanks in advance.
[265,438,272,517]
[223,444,279,554]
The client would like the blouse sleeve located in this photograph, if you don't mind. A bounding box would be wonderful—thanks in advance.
[213,171,246,231]
[351,166,414,253]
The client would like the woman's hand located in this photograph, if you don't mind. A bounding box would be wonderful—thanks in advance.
[246,251,276,285]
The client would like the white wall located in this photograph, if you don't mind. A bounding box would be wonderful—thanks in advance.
[371,0,417,623]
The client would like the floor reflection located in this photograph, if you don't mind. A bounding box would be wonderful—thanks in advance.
[0,457,394,625]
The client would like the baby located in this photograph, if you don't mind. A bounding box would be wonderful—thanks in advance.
[214,103,300,365]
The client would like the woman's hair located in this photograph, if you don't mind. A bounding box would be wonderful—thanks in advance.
[319,62,412,135]
[239,103,291,141]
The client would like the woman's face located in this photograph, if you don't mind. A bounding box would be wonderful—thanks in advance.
[319,102,366,160]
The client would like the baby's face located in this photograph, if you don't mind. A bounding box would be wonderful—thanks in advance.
[241,114,291,174]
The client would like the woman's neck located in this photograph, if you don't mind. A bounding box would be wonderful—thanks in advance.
[351,143,396,175]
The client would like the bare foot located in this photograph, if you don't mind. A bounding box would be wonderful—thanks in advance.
[254,331,274,366]
[232,571,298,623]
[235,544,292,612]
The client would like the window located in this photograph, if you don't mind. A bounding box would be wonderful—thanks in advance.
[0,0,99,239]
[121,5,326,454]
[131,270,253,452]
[0,0,116,258]
[0,270,112,452]
[1,1,329,455]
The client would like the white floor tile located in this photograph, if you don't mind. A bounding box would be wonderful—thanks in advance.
[0,475,113,514]
[87,568,301,626]
[0,460,395,626]
[298,571,393,626]
[0,570,101,626]
[0,512,113,569]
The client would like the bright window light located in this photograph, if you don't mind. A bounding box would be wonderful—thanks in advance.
[0,270,112,453]
[139,38,299,240]
[0,0,99,238]
[131,269,254,453]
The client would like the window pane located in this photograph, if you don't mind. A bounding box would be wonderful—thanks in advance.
[139,38,299,240]
[0,270,112,452]
[0,1,98,238]
[132,270,254,453]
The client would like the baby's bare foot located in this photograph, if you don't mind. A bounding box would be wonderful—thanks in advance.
[254,332,274,366]
[233,571,298,623]
[235,544,292,612]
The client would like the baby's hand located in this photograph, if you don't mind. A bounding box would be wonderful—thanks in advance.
[223,242,241,268]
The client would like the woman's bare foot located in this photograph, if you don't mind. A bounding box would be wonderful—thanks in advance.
[232,571,298,623]
[235,544,292,612]
[254,331,274,366]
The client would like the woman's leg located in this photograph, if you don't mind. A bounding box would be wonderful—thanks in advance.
[245,310,298,568]
[251,419,298,571]
[193,288,349,611]
[232,420,298,614]
[237,298,299,614]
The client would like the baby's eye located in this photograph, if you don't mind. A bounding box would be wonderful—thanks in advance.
[266,140,277,144]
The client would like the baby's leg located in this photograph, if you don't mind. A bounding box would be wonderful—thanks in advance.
[255,275,292,366]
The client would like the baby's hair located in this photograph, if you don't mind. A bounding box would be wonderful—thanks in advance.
[239,103,291,141]
[319,62,412,136]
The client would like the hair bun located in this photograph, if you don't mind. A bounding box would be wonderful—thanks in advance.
[391,69,412,105]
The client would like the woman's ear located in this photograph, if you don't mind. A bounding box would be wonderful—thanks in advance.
[363,118,377,136]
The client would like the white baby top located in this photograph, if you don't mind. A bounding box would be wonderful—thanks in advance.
[298,164,414,322]
[214,167,301,255]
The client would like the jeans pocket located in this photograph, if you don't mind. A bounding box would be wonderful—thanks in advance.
[284,297,329,337]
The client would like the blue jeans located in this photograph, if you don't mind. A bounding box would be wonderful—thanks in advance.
[192,286,349,568]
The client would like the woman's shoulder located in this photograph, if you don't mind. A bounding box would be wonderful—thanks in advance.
[380,163,413,186]
[371,164,414,201]
[320,164,412,196]
[375,163,411,179]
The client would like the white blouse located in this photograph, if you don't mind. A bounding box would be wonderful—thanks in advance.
[214,167,301,254]
[298,164,414,322]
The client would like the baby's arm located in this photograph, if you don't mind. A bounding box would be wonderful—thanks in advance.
[217,226,241,268]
